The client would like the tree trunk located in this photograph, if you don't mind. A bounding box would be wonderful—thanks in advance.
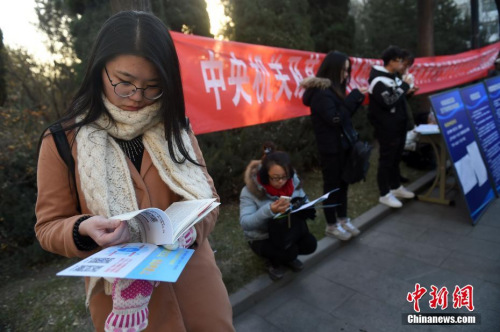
[496,0,500,34]
[417,0,434,57]
[471,0,480,49]
[110,0,152,13]
[416,0,435,122]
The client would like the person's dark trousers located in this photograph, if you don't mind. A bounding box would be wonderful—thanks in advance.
[319,152,348,225]
[376,132,406,196]
[250,218,317,267]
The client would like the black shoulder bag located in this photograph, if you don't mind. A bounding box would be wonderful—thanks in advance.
[341,123,372,185]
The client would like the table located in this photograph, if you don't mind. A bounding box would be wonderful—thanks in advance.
[416,133,455,205]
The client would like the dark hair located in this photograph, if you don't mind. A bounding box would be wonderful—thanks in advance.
[381,46,404,66]
[401,49,415,66]
[261,141,277,159]
[315,51,351,99]
[258,151,295,185]
[43,11,196,165]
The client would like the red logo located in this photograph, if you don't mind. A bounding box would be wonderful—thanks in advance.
[407,284,474,312]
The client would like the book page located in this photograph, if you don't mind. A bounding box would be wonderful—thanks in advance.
[164,199,217,239]
[111,208,174,245]
[273,189,338,219]
[109,199,217,245]
[292,190,337,213]
[135,210,174,245]
[174,202,221,238]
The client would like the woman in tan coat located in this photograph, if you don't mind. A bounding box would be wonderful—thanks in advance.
[35,11,233,332]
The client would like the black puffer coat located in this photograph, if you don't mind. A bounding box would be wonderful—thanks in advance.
[302,77,365,155]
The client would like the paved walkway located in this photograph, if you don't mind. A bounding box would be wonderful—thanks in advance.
[230,173,500,331]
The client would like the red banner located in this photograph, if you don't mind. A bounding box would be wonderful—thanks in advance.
[171,31,500,134]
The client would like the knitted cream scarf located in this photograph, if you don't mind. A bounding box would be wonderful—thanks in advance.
[77,97,213,304]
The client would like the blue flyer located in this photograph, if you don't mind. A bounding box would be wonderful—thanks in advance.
[429,89,495,224]
[57,243,194,282]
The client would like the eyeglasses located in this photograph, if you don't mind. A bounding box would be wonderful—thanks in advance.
[104,67,163,100]
[269,175,289,182]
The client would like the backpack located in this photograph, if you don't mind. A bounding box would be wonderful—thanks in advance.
[341,140,372,184]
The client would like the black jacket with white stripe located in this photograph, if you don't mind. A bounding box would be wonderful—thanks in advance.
[367,65,410,140]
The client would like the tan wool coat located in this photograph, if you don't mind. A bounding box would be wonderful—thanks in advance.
[35,130,234,331]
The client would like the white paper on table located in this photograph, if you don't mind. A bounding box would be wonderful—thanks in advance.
[466,141,488,186]
[414,124,440,135]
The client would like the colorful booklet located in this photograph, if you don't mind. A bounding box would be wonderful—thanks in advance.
[57,243,193,282]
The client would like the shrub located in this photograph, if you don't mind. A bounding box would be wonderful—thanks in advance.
[198,108,375,203]
[0,106,46,268]
[197,116,321,203]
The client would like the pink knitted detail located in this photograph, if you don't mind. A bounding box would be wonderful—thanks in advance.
[104,279,153,332]
[120,280,153,300]
[178,227,196,248]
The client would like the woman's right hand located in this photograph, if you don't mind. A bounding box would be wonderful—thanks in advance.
[357,86,369,94]
[270,198,290,214]
[78,216,130,247]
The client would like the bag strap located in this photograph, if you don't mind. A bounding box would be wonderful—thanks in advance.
[341,123,358,147]
[49,123,81,213]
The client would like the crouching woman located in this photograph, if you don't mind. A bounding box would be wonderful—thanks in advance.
[239,146,317,280]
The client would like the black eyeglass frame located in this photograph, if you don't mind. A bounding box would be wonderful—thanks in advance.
[104,67,163,101]
[269,175,289,182]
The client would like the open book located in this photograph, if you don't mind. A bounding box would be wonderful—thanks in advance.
[110,198,220,246]
[57,199,219,282]
[273,189,338,219]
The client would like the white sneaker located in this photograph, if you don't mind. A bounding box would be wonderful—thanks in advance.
[390,185,415,199]
[341,218,360,236]
[379,193,403,208]
[325,223,352,241]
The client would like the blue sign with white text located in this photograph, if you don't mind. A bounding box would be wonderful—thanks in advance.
[484,75,500,127]
[460,83,500,195]
[430,89,495,224]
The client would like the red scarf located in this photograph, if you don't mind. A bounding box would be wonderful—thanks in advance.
[258,174,294,197]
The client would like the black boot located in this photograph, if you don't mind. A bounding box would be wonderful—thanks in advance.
[285,258,304,272]
[268,264,286,280]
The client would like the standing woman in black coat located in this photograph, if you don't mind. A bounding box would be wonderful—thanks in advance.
[301,51,367,241]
